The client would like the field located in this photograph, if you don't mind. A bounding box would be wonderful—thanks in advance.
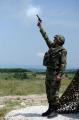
[0,68,75,118]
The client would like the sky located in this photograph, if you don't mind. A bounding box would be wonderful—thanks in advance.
[0,0,79,69]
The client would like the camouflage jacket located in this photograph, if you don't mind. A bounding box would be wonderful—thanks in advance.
[40,27,67,75]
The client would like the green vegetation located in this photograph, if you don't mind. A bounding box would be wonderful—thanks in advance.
[0,68,30,73]
[0,100,20,117]
[0,68,75,96]
[0,68,46,96]
[0,79,45,96]
[0,68,76,118]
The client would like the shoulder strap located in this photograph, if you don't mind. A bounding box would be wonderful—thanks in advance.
[56,46,65,53]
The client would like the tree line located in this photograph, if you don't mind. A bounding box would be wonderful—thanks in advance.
[0,68,31,73]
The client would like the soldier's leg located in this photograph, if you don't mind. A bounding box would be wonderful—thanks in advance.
[45,69,52,104]
[49,80,61,110]
[47,80,61,118]
[45,70,60,108]
[42,69,51,116]
[45,77,51,104]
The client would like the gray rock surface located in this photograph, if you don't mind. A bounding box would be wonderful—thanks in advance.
[5,106,79,120]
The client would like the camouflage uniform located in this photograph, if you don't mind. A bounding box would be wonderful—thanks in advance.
[40,28,67,110]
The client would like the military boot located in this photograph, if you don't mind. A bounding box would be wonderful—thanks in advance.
[42,108,51,116]
[42,103,53,117]
[47,105,58,118]
[47,110,57,118]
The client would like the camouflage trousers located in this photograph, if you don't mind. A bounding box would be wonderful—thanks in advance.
[45,68,61,110]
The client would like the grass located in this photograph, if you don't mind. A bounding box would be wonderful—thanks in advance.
[0,72,46,96]
[0,72,74,118]
[0,72,74,96]
[0,100,20,117]
[0,79,45,96]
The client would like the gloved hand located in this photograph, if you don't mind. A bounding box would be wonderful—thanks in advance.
[37,21,42,28]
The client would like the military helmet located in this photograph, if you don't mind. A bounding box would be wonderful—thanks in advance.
[54,34,65,45]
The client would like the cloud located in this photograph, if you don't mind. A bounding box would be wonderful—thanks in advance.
[37,52,44,58]
[26,5,42,19]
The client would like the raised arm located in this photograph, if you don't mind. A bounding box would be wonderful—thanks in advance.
[37,15,52,48]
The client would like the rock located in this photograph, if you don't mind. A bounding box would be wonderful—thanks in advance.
[0,104,5,108]
[20,102,26,106]
[5,106,79,120]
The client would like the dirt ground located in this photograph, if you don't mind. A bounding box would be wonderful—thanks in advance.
[0,94,47,108]
[1,95,79,120]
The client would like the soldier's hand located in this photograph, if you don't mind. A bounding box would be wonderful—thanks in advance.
[37,21,42,28]
[56,74,61,81]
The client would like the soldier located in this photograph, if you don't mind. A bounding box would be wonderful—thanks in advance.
[37,17,67,118]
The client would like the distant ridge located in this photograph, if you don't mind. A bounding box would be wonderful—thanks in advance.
[0,64,78,73]
[24,65,78,73]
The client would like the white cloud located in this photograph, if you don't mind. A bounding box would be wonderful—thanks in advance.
[37,52,44,58]
[26,5,42,19]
